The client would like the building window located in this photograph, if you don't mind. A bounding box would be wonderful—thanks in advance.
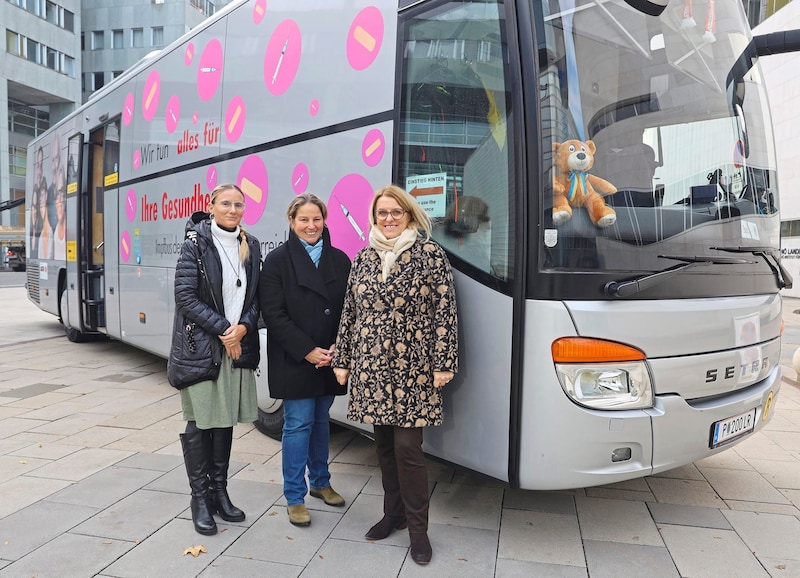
[45,1,57,25]
[132,28,143,48]
[26,37,39,63]
[92,30,104,50]
[151,26,164,47]
[46,46,57,70]
[63,9,74,32]
[113,70,124,79]
[63,54,75,78]
[112,29,123,49]
[93,72,105,91]
[6,30,21,56]
[8,146,28,177]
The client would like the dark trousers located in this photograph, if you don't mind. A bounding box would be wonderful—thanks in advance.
[373,425,429,534]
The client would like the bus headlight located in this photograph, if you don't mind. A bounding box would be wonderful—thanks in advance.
[555,362,653,409]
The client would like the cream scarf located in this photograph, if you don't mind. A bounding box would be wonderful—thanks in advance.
[369,226,418,281]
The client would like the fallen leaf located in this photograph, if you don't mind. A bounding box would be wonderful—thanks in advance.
[103,541,113,545]
[776,565,786,570]
[182,545,207,557]
[269,512,278,517]
[286,536,294,541]
[458,557,468,561]
[319,555,324,560]
[18,460,27,465]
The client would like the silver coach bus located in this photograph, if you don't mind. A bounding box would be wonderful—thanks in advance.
[25,0,795,489]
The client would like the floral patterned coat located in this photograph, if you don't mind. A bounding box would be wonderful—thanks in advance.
[332,238,458,427]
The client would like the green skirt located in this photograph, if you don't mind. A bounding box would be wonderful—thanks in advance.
[181,353,258,429]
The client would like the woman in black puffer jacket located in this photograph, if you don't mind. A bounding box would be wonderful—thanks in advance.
[168,183,261,536]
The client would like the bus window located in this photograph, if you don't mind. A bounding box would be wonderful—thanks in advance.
[398,0,515,281]
[537,1,779,276]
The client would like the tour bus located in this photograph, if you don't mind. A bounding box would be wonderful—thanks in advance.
[24,0,797,490]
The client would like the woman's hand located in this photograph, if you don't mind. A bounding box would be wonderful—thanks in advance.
[433,371,454,388]
[219,324,247,360]
[305,347,333,368]
[333,367,350,386]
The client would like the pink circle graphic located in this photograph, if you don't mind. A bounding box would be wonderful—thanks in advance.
[197,39,223,101]
[184,43,195,66]
[253,0,267,24]
[346,6,384,71]
[309,99,320,116]
[292,163,309,194]
[206,165,218,191]
[141,70,161,121]
[224,96,246,143]
[133,150,141,170]
[361,128,385,167]
[192,112,199,124]
[263,19,302,96]
[123,93,135,126]
[165,95,181,133]
[328,174,373,259]
[120,230,132,262]
[125,189,137,222]
[236,155,269,225]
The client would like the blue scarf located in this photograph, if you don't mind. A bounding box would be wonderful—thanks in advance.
[567,171,587,201]
[300,238,323,268]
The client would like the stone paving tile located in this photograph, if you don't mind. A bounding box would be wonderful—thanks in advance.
[0,417,49,439]
[647,502,732,530]
[659,524,770,578]
[503,490,576,515]
[0,500,100,561]
[759,557,800,577]
[0,406,27,420]
[734,431,797,461]
[583,486,655,502]
[100,398,183,430]
[650,463,707,480]
[56,425,134,448]
[576,496,663,546]
[72,488,192,542]
[430,482,503,530]
[725,499,800,516]
[0,437,31,456]
[498,509,585,567]
[0,475,72,519]
[102,518,245,578]
[47,465,164,509]
[331,492,410,547]
[404,525,498,578]
[302,539,407,578]
[8,440,82,460]
[583,540,679,578]
[722,510,800,561]
[116,451,183,472]
[26,447,134,482]
[699,467,792,504]
[0,533,133,578]
[4,391,81,410]
[696,448,756,470]
[783,488,800,510]
[224,505,342,566]
[332,434,378,467]
[0,454,50,484]
[495,559,588,577]
[29,411,117,437]
[744,458,800,489]
[646,476,727,508]
[762,430,800,452]
[103,427,183,453]
[196,555,302,577]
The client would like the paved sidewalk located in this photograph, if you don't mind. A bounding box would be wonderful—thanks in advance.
[0,284,799,577]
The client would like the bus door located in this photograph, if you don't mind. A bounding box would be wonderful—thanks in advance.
[62,134,83,334]
[79,121,120,335]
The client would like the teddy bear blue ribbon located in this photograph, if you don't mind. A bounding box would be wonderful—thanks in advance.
[567,171,588,201]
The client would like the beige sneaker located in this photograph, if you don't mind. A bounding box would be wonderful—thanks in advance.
[309,486,345,507]
[287,504,311,526]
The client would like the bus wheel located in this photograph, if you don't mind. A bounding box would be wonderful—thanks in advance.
[254,405,283,440]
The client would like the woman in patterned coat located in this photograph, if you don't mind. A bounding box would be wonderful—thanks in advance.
[333,184,458,566]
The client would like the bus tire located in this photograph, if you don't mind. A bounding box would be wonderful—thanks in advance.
[253,405,283,440]
[59,291,87,343]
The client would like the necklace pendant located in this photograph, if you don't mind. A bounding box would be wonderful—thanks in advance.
[236,278,242,287]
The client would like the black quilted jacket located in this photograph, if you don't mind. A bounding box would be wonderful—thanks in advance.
[167,212,261,389]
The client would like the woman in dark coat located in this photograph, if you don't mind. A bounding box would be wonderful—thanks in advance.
[332,185,458,566]
[259,193,351,527]
[168,183,261,536]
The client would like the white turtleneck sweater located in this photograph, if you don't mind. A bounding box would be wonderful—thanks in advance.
[210,220,246,326]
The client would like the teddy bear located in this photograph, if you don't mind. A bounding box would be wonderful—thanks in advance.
[552,139,618,228]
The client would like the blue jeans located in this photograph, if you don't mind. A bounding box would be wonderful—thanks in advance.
[282,395,335,506]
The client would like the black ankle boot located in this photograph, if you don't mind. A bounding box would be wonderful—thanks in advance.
[208,428,245,522]
[409,532,432,565]
[180,431,217,535]
[365,515,408,540]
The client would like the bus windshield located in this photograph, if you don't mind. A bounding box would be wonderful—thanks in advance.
[539,0,779,277]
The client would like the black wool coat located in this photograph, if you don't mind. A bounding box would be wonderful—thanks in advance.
[167,212,261,389]
[259,228,351,400]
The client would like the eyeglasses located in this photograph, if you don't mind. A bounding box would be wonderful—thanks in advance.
[375,209,407,220]
[216,201,245,212]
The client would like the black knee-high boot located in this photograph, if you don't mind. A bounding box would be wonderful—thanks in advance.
[180,429,217,535]
[208,427,245,522]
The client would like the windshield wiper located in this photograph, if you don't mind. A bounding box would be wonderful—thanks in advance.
[711,246,793,289]
[604,255,752,298]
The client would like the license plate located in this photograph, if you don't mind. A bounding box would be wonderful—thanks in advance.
[710,408,757,448]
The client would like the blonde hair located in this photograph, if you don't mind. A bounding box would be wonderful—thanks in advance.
[369,184,431,240]
[209,183,250,263]
[286,193,328,222]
